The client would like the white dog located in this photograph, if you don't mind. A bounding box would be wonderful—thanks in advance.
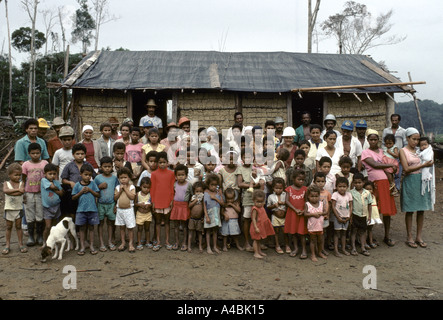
[41,217,79,262]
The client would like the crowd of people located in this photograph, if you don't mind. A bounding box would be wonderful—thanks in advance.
[2,99,436,262]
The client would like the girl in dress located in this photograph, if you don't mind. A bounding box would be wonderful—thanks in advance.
[267,178,289,254]
[170,164,193,251]
[284,169,308,258]
[382,134,400,195]
[304,185,327,262]
[364,181,382,249]
[250,190,275,259]
[203,174,224,254]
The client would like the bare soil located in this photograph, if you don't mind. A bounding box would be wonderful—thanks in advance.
[1,165,442,301]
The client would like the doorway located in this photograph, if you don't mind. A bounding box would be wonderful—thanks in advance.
[292,93,324,128]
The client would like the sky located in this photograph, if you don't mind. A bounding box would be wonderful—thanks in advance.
[2,0,443,103]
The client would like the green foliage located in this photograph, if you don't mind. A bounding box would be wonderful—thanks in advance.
[395,99,443,135]
[71,0,96,53]
[11,27,46,53]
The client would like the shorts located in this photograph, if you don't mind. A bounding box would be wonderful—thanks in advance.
[351,214,368,232]
[24,193,43,222]
[98,203,116,221]
[243,206,252,219]
[271,215,285,227]
[43,204,61,220]
[333,218,349,231]
[75,211,100,226]
[4,210,24,222]
[188,218,204,232]
[136,211,152,225]
[309,231,323,236]
[323,219,330,228]
[154,207,172,215]
[221,218,241,236]
[115,207,136,229]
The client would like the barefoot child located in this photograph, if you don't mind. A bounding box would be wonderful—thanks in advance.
[304,184,328,261]
[382,134,399,195]
[72,164,100,255]
[114,167,137,253]
[221,188,243,251]
[250,190,275,259]
[94,156,119,252]
[188,182,205,253]
[331,177,353,257]
[135,177,152,250]
[364,181,382,248]
[313,172,332,256]
[2,163,27,255]
[267,177,290,254]
[203,174,224,254]
[336,156,354,190]
[170,164,193,251]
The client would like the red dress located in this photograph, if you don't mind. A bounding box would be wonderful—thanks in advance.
[150,168,175,209]
[250,206,275,240]
[284,185,308,235]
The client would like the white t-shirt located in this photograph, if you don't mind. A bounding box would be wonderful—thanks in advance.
[315,147,344,176]
[334,136,362,168]
[139,115,163,128]
[52,148,74,175]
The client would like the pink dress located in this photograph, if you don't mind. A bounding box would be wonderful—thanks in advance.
[250,206,275,240]
[306,202,324,233]
[284,186,308,235]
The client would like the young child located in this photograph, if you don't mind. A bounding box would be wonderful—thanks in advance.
[135,177,152,250]
[22,143,48,246]
[188,181,205,253]
[221,187,243,252]
[112,142,133,179]
[304,184,328,262]
[218,150,239,195]
[170,164,193,251]
[2,163,27,254]
[94,156,119,252]
[382,134,399,195]
[267,177,290,254]
[313,172,332,256]
[318,157,336,195]
[125,127,144,181]
[250,190,275,259]
[142,128,166,170]
[203,174,224,254]
[202,155,217,182]
[331,177,353,257]
[286,149,312,187]
[72,164,100,255]
[418,137,435,210]
[52,126,75,177]
[97,122,115,159]
[350,173,372,256]
[150,151,175,251]
[284,169,308,258]
[270,148,289,183]
[41,163,64,246]
[364,181,382,248]
[298,139,316,174]
[114,167,137,253]
[137,151,158,186]
[186,146,204,184]
[336,156,354,191]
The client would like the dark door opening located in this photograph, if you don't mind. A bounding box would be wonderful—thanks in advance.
[132,91,172,138]
[292,93,324,128]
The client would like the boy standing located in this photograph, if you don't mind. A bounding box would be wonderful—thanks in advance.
[125,127,144,181]
[137,151,158,186]
[22,143,48,246]
[52,126,75,176]
[72,164,100,255]
[14,118,50,164]
[97,122,115,159]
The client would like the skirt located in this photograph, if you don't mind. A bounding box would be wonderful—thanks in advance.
[250,218,275,240]
[374,179,397,216]
[284,209,308,235]
[170,201,190,221]
[401,173,432,212]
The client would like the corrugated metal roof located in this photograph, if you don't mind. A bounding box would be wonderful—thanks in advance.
[62,50,406,93]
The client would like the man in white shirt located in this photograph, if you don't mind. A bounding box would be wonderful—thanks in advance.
[320,114,342,140]
[139,99,163,136]
[226,112,246,142]
[335,120,362,172]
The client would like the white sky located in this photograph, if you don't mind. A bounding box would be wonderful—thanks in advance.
[2,0,442,103]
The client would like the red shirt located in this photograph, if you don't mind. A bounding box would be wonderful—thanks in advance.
[151,168,175,209]
[48,136,76,157]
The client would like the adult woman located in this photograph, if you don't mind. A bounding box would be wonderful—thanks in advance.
[315,130,343,175]
[277,127,297,167]
[80,125,100,170]
[361,129,397,246]
[399,127,434,248]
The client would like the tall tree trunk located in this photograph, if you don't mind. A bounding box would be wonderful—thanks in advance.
[5,0,16,122]
[307,0,321,53]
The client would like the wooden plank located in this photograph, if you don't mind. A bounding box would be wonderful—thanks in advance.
[63,50,101,87]
[291,81,425,93]
[286,93,293,127]
[361,59,414,92]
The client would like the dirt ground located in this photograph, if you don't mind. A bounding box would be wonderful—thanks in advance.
[0,165,442,302]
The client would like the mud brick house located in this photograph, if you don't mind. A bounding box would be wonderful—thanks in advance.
[59,50,418,139]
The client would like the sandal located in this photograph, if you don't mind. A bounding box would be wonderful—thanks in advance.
[369,243,377,249]
[20,246,28,253]
[99,246,108,252]
[406,241,417,248]
[136,244,144,251]
[129,247,136,253]
[118,245,127,252]
[108,243,117,251]
[275,247,284,254]
[351,249,358,256]
[180,245,187,251]
[415,241,427,248]
[90,249,98,255]
[77,250,85,256]
[383,238,395,247]
[153,244,161,252]
[2,247,10,255]
[300,253,308,259]
[172,243,179,250]
[146,242,153,249]
[166,244,173,250]
[361,249,370,256]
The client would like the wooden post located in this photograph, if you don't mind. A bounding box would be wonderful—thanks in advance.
[408,72,426,135]
[172,91,178,123]
[286,93,293,127]
[62,45,69,120]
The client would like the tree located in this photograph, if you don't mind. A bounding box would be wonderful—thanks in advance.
[91,0,119,51]
[321,1,405,54]
[71,0,95,55]
[307,0,321,53]
[12,27,46,52]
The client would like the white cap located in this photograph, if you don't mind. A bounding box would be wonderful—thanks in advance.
[282,126,296,137]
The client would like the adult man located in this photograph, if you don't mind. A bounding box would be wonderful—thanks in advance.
[382,114,407,189]
[274,116,284,143]
[139,99,163,136]
[355,119,369,150]
[14,118,50,164]
[108,117,120,140]
[335,120,362,172]
[227,112,246,142]
[37,118,50,146]
[320,114,341,140]
[47,117,76,160]
[294,111,312,144]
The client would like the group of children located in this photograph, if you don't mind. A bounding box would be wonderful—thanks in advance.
[3,120,388,262]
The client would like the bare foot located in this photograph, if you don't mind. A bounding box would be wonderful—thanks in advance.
[187,247,192,253]
[321,249,329,256]
[318,252,328,259]
[253,253,263,259]
[334,251,342,257]
[341,250,350,256]
[259,251,267,257]
[213,247,220,254]
[223,246,228,252]
[311,255,318,262]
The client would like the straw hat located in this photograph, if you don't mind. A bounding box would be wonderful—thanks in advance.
[146,99,157,107]
[52,117,65,126]
[59,126,74,138]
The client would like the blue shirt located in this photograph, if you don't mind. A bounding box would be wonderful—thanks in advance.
[94,174,119,204]
[61,160,96,190]
[40,178,62,208]
[72,181,99,213]
[14,135,49,162]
